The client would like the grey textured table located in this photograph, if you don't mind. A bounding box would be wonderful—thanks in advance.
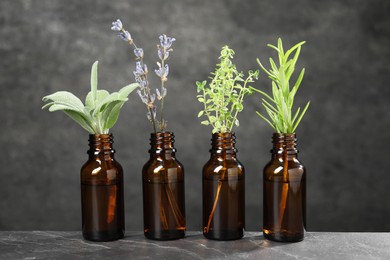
[0,231,389,260]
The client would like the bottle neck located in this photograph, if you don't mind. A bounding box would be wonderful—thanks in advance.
[210,132,237,159]
[271,133,298,159]
[149,132,176,159]
[88,134,115,158]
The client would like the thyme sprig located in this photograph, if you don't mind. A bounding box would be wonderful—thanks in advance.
[253,38,310,133]
[197,46,259,133]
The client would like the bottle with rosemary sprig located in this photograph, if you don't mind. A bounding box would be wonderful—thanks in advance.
[253,38,310,242]
[197,46,259,240]
[42,61,138,241]
[111,19,186,240]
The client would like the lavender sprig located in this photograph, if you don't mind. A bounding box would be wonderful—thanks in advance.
[155,34,175,130]
[111,20,157,132]
[111,19,176,133]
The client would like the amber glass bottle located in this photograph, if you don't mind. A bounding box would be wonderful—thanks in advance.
[202,132,245,240]
[142,132,186,240]
[263,133,306,242]
[80,134,124,242]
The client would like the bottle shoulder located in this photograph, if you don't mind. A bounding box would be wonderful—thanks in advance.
[203,158,244,180]
[81,157,123,184]
[263,158,306,182]
[142,157,184,183]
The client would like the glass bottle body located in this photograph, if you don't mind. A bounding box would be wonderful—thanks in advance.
[80,134,124,242]
[142,132,186,240]
[203,132,245,240]
[263,133,306,242]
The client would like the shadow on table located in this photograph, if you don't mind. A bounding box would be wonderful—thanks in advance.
[174,232,293,257]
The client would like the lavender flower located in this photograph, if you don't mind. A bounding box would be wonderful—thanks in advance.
[111,19,176,132]
[150,93,156,103]
[134,48,144,59]
[158,48,170,60]
[146,106,157,121]
[111,19,123,31]
[134,61,148,76]
[162,87,167,98]
[156,87,167,100]
[137,90,148,104]
[159,34,176,49]
[119,31,132,43]
[155,64,169,78]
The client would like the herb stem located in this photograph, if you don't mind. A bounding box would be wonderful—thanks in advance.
[121,28,158,133]
[159,57,165,132]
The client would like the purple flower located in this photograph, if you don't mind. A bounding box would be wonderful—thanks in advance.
[134,48,144,58]
[111,19,123,31]
[119,31,132,42]
[163,64,169,77]
[134,61,148,76]
[134,74,148,89]
[150,93,156,103]
[162,87,167,98]
[158,48,170,60]
[159,34,176,49]
[154,64,169,78]
[156,87,167,100]
[146,106,157,121]
[137,90,148,104]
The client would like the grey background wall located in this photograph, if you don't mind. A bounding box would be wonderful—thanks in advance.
[1,0,389,232]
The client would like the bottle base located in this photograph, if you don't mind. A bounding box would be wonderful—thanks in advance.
[203,229,243,241]
[263,229,304,242]
[82,230,124,242]
[144,230,185,240]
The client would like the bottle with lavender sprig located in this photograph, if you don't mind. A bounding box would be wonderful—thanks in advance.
[111,19,186,240]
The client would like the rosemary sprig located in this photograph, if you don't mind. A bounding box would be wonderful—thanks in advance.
[253,38,310,133]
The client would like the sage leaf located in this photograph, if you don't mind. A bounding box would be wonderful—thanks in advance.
[42,61,137,134]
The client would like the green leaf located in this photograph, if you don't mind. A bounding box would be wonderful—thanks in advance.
[85,90,109,109]
[257,58,272,77]
[256,111,274,129]
[102,101,125,130]
[47,103,82,113]
[262,98,278,113]
[42,91,85,112]
[63,110,95,134]
[284,41,305,61]
[292,101,310,133]
[201,120,209,125]
[251,87,275,103]
[94,93,127,114]
[118,83,139,99]
[209,116,217,123]
[42,61,137,134]
[291,107,301,125]
[197,111,204,117]
[290,68,305,98]
[91,61,98,100]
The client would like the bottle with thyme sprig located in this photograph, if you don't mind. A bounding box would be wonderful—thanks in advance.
[111,19,186,240]
[197,46,259,240]
[253,38,310,242]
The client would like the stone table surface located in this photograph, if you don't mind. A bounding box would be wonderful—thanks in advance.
[0,231,389,260]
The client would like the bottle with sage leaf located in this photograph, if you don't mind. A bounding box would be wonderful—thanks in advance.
[253,38,310,242]
[42,61,138,241]
[197,46,258,240]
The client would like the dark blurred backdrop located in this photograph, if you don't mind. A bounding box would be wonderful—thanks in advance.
[1,0,390,232]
